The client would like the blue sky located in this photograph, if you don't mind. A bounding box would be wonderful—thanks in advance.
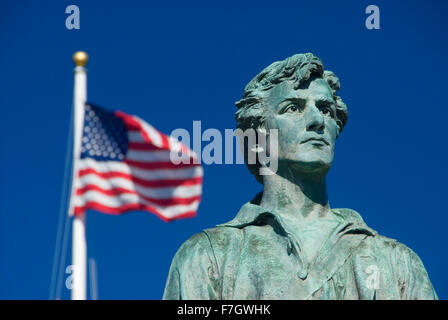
[1,0,447,299]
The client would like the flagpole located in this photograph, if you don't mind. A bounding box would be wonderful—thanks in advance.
[69,51,88,300]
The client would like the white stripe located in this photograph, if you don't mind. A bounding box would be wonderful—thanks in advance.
[78,158,203,180]
[132,116,163,147]
[126,150,171,162]
[76,174,202,198]
[128,131,145,142]
[126,149,193,163]
[74,191,200,218]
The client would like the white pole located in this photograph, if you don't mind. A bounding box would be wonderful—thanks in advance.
[68,51,88,300]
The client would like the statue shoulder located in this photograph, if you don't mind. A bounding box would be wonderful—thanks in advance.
[164,231,222,300]
[171,226,243,266]
[168,232,215,269]
[343,214,438,299]
[376,237,438,299]
[202,225,245,252]
[332,207,425,259]
[332,207,368,225]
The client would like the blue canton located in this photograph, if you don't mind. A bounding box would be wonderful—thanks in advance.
[80,104,128,161]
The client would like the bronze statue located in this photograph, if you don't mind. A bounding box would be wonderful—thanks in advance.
[163,53,437,299]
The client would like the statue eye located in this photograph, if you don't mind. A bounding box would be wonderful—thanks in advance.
[285,104,300,113]
[321,107,334,117]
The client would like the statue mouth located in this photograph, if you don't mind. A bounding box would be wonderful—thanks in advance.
[301,137,329,145]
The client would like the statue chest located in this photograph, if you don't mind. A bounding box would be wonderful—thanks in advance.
[217,225,400,300]
[283,217,342,265]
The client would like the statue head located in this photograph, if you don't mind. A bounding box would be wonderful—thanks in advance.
[235,53,348,183]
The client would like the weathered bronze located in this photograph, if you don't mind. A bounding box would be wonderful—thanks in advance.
[163,53,437,300]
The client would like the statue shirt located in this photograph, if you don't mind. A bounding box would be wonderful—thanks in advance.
[163,198,437,300]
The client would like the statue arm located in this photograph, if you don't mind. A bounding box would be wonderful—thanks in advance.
[162,232,220,300]
[395,244,438,300]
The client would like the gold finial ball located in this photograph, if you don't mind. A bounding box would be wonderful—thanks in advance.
[73,51,88,67]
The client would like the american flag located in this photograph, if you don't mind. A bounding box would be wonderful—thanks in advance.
[71,104,203,221]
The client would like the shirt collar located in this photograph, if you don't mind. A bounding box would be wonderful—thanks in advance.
[216,192,377,237]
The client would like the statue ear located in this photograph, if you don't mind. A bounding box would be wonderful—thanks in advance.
[336,120,342,138]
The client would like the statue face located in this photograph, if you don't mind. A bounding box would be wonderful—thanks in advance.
[264,76,339,175]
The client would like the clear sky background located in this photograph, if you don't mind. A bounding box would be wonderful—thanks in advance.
[1,0,447,299]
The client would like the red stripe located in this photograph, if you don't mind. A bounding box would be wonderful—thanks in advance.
[124,159,200,170]
[74,202,198,222]
[117,111,174,150]
[116,111,143,131]
[115,111,154,144]
[78,168,202,187]
[76,185,201,206]
[160,134,170,149]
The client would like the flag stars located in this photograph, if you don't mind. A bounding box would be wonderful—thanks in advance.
[80,104,128,161]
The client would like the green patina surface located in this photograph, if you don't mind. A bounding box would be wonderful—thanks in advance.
[163,53,437,300]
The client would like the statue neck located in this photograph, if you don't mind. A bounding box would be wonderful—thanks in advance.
[260,167,330,221]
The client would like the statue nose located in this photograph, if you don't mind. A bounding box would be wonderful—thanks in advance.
[306,105,325,132]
